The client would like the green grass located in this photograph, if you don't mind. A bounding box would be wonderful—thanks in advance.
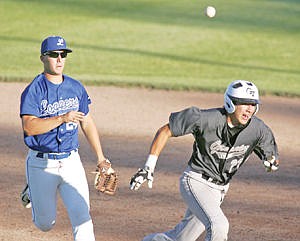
[0,0,299,96]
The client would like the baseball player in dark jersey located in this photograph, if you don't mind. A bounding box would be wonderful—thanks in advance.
[19,36,112,241]
[130,80,279,241]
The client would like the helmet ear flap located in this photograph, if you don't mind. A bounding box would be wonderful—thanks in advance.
[224,94,235,114]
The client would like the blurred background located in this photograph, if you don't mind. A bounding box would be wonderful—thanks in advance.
[0,0,299,96]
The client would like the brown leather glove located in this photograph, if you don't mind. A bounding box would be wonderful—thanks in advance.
[94,159,118,195]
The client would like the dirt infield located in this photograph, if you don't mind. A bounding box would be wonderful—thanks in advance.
[0,82,299,241]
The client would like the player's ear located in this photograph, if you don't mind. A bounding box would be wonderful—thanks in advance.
[40,55,45,63]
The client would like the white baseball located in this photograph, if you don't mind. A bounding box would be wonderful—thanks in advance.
[205,6,216,18]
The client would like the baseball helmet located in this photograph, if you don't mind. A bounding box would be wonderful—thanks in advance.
[224,80,260,114]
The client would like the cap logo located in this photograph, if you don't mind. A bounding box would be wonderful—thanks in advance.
[57,38,64,46]
[246,88,255,97]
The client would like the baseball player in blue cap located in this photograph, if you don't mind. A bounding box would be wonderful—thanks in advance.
[130,80,279,241]
[20,36,114,241]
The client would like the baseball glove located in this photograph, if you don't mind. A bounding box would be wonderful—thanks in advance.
[94,159,118,195]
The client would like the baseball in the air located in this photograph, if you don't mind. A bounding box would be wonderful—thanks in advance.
[205,6,216,18]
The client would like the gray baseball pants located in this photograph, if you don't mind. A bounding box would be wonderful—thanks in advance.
[143,166,229,241]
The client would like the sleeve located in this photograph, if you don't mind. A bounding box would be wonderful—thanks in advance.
[253,124,279,161]
[169,106,201,137]
[79,86,92,115]
[20,85,40,118]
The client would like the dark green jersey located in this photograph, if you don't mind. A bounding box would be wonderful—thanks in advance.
[169,106,279,185]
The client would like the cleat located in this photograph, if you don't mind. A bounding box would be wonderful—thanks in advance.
[20,184,31,208]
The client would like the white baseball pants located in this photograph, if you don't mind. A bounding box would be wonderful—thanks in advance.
[26,149,95,241]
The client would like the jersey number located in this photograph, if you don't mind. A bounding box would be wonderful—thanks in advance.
[228,158,243,173]
[66,122,78,131]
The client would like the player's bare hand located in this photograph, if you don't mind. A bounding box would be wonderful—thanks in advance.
[63,111,85,123]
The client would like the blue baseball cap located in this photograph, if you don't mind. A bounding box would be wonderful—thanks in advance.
[41,36,72,54]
